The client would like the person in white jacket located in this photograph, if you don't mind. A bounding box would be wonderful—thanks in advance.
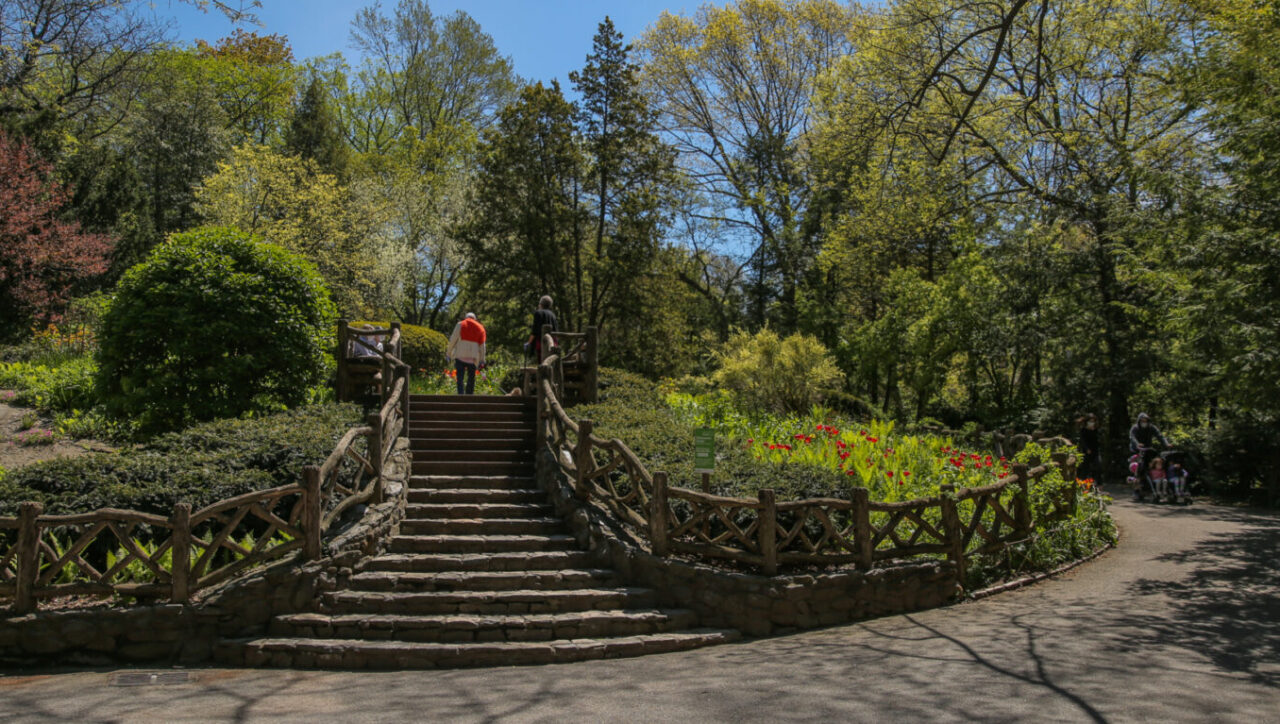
[446,312,486,394]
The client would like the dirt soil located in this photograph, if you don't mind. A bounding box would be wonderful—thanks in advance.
[0,394,114,471]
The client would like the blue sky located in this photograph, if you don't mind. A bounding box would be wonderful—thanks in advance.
[155,0,700,86]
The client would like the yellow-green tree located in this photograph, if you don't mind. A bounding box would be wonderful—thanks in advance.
[195,144,398,315]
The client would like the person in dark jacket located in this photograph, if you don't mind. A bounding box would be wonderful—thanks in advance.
[526,295,558,362]
[1129,412,1169,499]
[1076,413,1102,483]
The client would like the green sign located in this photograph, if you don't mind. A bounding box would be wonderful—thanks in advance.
[694,428,716,473]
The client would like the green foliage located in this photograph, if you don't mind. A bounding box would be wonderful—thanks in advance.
[0,403,361,516]
[350,321,447,373]
[0,356,98,414]
[712,329,844,415]
[96,226,337,433]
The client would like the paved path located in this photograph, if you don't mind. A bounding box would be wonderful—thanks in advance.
[2,489,1277,723]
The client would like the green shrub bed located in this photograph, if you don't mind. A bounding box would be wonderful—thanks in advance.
[0,403,362,516]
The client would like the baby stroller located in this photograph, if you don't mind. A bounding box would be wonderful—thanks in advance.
[1159,450,1194,505]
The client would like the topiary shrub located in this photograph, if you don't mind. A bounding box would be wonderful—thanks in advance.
[350,320,447,373]
[97,226,337,433]
[712,329,845,415]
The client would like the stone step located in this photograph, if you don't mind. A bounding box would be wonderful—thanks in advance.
[224,629,742,669]
[409,437,533,451]
[348,568,618,593]
[269,609,700,643]
[409,426,534,440]
[409,449,533,463]
[406,488,545,504]
[320,587,657,615]
[410,410,533,424]
[408,475,537,491]
[410,394,531,407]
[405,503,554,519]
[400,517,564,536]
[363,550,596,573]
[389,534,578,554]
[412,460,534,476]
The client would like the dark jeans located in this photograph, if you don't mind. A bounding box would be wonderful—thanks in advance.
[455,360,476,395]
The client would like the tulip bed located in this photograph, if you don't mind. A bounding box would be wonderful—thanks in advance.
[577,370,1116,585]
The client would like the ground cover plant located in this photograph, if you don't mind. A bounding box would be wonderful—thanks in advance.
[576,369,1115,587]
[0,402,362,517]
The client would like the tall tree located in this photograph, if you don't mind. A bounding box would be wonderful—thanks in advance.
[195,29,298,145]
[639,0,858,329]
[569,17,676,335]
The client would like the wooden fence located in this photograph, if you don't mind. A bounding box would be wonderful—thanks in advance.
[0,340,412,614]
[536,352,1079,580]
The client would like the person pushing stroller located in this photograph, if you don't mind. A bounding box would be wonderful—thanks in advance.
[1129,412,1169,501]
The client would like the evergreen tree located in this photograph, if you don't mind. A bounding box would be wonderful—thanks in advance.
[285,77,350,179]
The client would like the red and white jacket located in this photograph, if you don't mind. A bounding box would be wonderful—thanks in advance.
[447,318,487,366]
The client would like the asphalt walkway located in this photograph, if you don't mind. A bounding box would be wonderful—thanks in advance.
[2,488,1277,723]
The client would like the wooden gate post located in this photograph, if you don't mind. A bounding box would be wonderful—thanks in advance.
[170,502,192,604]
[303,466,322,560]
[851,486,873,571]
[758,489,778,575]
[367,412,384,505]
[574,420,593,500]
[15,501,43,614]
[335,319,349,401]
[584,325,599,403]
[650,472,670,556]
[940,484,966,590]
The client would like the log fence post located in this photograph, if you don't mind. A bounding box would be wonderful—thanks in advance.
[650,472,670,556]
[170,502,192,604]
[367,412,384,505]
[574,420,593,500]
[758,489,778,575]
[398,365,410,439]
[535,364,548,452]
[940,484,966,591]
[335,319,349,401]
[852,486,873,571]
[1013,463,1032,535]
[303,466,322,560]
[15,501,43,614]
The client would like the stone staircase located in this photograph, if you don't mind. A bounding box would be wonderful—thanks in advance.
[225,394,738,669]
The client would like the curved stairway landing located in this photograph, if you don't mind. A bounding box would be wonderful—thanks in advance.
[218,394,739,669]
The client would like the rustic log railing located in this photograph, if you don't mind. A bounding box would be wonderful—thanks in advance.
[536,353,1081,581]
[1,335,412,614]
[523,326,598,404]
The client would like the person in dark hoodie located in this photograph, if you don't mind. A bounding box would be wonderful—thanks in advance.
[1076,413,1102,483]
[1129,412,1169,499]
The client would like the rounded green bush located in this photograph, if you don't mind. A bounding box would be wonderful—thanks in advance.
[351,320,448,373]
[97,226,337,432]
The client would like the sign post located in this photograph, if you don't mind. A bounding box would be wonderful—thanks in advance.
[694,428,715,492]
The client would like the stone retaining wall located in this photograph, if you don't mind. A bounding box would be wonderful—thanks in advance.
[539,450,960,637]
[0,439,409,667]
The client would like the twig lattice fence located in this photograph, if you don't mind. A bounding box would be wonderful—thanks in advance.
[0,323,411,614]
[536,344,1078,580]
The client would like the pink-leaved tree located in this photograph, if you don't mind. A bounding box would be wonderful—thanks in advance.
[0,131,113,335]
